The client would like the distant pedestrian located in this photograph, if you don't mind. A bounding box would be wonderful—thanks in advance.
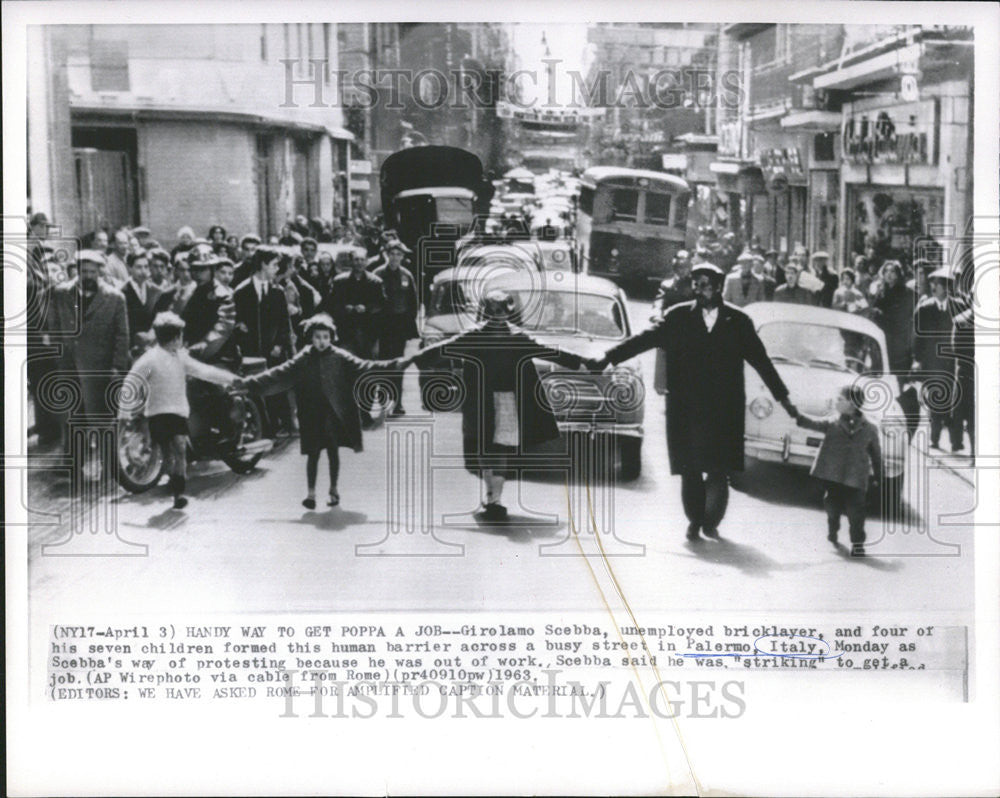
[652,250,694,316]
[373,241,419,415]
[122,312,236,509]
[722,251,767,307]
[912,268,965,451]
[324,249,385,358]
[794,385,882,557]
[773,263,817,305]
[871,260,916,379]
[831,268,869,314]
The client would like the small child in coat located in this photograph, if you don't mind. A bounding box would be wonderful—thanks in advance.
[233,313,409,509]
[794,385,883,556]
[122,312,236,509]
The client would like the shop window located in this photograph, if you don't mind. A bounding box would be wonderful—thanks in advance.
[814,133,835,162]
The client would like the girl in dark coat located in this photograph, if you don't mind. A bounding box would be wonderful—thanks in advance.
[411,289,588,521]
[234,313,408,509]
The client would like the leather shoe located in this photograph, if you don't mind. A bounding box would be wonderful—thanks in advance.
[702,526,720,539]
[686,523,700,541]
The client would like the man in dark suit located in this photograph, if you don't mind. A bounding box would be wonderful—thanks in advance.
[122,251,163,357]
[593,262,796,540]
[323,249,385,358]
[233,245,294,431]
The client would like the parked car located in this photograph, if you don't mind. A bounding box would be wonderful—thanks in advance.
[741,302,907,505]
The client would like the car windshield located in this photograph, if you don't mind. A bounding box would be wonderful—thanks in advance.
[436,196,474,224]
[508,291,627,339]
[427,280,476,318]
[758,321,884,375]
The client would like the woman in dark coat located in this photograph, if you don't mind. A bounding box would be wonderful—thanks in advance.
[412,289,588,521]
[871,260,916,378]
[235,313,408,508]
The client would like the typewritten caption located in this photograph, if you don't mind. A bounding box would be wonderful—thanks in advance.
[45,618,967,715]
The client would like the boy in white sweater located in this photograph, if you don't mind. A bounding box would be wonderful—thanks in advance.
[123,312,235,508]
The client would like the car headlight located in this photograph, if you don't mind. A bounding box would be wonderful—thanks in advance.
[749,396,773,419]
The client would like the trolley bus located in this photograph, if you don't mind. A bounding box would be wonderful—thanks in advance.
[575,167,691,287]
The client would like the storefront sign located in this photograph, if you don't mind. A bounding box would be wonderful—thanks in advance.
[842,100,937,165]
[718,121,743,159]
[758,147,806,190]
[349,159,373,175]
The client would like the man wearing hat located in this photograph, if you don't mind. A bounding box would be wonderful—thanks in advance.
[592,261,796,540]
[373,240,419,415]
[912,267,967,451]
[180,245,238,365]
[48,250,131,468]
[723,251,767,307]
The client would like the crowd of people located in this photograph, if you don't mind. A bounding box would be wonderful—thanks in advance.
[25,211,422,482]
[653,228,976,456]
[23,208,975,524]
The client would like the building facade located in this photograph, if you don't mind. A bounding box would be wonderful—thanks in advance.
[27,23,353,245]
[711,23,972,270]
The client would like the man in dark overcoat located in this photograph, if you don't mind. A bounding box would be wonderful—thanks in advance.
[594,262,796,540]
[48,250,131,417]
[412,290,588,521]
[912,268,967,451]
[323,250,385,358]
[373,241,419,415]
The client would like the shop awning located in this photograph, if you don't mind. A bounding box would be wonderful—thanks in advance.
[813,42,922,91]
[327,126,355,141]
[781,110,841,130]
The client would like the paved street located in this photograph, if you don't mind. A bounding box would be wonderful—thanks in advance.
[26,294,976,619]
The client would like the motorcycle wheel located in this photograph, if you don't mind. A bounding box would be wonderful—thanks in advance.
[116,417,166,493]
[222,396,267,475]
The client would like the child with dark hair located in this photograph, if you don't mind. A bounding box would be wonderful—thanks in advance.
[233,313,410,509]
[122,312,236,509]
[793,385,883,556]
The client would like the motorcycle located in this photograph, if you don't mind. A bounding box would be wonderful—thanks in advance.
[115,356,273,493]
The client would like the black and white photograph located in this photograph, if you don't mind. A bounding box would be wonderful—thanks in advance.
[5,1,999,795]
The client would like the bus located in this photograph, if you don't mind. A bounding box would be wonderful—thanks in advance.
[575,167,691,287]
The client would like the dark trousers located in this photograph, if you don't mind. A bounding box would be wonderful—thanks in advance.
[378,320,411,409]
[822,481,866,545]
[27,353,61,443]
[680,470,729,530]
